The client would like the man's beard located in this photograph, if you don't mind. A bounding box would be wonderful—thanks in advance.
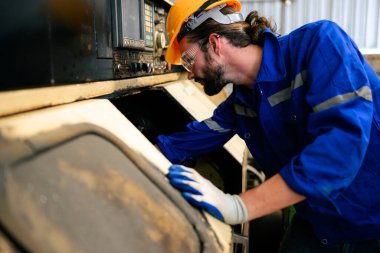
[196,51,230,96]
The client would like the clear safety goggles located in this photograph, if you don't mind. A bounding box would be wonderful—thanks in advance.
[180,43,202,72]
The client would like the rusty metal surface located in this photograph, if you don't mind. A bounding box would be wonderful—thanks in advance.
[1,134,200,253]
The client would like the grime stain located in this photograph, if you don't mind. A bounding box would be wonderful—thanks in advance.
[57,159,198,252]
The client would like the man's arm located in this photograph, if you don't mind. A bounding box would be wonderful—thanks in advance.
[240,173,305,221]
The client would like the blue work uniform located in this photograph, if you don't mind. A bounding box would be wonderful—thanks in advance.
[157,20,380,245]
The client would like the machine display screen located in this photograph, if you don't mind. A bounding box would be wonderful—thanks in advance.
[121,0,142,42]
[113,0,145,49]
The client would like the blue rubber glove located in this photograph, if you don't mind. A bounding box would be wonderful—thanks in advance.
[167,164,248,225]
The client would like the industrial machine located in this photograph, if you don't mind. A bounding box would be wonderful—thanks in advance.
[0,0,174,89]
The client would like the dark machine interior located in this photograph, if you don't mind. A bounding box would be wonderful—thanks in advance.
[111,88,242,195]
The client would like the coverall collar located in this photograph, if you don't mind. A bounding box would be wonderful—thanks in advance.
[254,28,287,84]
[234,29,286,106]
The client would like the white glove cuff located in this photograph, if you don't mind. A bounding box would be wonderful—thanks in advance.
[225,194,249,225]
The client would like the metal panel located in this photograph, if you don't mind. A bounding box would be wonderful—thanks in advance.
[0,134,201,253]
[240,0,380,49]
[0,98,230,253]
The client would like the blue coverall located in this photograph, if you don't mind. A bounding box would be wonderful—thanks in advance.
[157,20,380,245]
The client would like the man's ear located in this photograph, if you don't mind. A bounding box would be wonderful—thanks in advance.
[208,33,221,55]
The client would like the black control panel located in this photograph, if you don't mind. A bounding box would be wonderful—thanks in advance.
[112,0,170,78]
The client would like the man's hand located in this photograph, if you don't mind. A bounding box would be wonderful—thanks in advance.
[167,164,248,225]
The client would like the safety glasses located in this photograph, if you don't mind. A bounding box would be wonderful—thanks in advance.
[180,43,201,72]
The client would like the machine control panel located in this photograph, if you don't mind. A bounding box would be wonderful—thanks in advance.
[112,0,170,78]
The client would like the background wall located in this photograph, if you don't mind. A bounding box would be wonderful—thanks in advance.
[240,0,380,50]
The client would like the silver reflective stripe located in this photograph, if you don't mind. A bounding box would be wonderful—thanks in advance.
[313,86,373,112]
[268,87,291,107]
[268,70,307,107]
[234,104,257,118]
[204,118,230,133]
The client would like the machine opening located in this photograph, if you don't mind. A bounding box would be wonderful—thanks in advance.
[111,87,242,194]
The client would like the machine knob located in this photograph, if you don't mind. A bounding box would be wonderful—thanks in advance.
[155,31,166,49]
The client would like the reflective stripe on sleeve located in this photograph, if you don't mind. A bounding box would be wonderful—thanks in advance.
[313,86,373,112]
[234,104,257,117]
[203,118,231,133]
[268,70,307,107]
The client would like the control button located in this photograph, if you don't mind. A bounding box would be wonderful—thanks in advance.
[142,63,148,72]
[244,132,251,139]
[130,62,138,72]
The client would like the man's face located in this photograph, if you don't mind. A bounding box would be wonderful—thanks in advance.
[195,50,230,96]
[179,37,232,96]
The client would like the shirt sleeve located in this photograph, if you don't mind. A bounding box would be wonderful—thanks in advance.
[279,21,374,212]
[157,94,237,164]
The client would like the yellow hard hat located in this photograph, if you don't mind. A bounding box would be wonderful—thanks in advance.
[165,0,242,65]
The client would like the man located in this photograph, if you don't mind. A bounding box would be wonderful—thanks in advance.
[156,0,380,251]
